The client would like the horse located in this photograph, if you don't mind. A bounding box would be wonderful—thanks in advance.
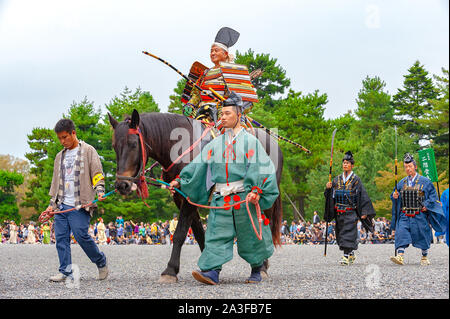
[108,109,283,283]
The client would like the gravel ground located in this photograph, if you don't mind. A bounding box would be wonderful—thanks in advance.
[0,243,448,299]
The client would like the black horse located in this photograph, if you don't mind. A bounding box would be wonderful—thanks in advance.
[108,109,283,283]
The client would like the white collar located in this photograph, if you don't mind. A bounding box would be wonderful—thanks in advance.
[225,127,243,143]
[408,173,418,183]
[342,171,353,182]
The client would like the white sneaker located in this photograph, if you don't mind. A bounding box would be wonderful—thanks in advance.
[49,273,68,282]
[98,265,109,280]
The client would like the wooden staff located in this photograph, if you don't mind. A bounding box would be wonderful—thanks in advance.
[324,128,337,256]
[394,126,398,256]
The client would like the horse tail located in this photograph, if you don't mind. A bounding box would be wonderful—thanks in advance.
[269,194,283,247]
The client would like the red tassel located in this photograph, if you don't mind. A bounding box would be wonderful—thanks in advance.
[139,176,149,199]
[264,218,270,226]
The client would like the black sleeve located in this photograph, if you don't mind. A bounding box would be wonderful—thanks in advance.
[324,187,336,222]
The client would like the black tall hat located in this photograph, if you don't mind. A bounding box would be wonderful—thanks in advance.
[403,152,415,163]
[214,27,240,50]
[343,151,354,164]
[223,91,244,113]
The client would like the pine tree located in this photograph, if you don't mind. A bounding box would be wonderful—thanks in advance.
[167,79,186,115]
[355,76,393,141]
[23,127,59,215]
[0,155,34,220]
[273,89,329,220]
[235,49,291,108]
[416,68,449,181]
[0,170,24,222]
[392,60,438,140]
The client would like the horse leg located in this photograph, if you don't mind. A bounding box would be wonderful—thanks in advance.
[190,209,205,251]
[159,201,195,283]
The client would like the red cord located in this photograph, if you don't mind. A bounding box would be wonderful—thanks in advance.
[185,191,263,241]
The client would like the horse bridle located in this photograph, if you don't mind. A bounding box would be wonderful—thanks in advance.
[115,127,148,184]
[115,121,212,185]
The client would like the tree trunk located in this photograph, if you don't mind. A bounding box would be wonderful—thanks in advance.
[297,195,305,220]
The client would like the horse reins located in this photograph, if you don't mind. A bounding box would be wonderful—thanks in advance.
[148,177,267,241]
[40,122,268,240]
[38,190,117,223]
[116,124,268,240]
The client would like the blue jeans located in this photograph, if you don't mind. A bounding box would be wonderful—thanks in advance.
[55,204,106,276]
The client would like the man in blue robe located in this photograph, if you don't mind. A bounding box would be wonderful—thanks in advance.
[390,153,446,265]
[439,188,449,247]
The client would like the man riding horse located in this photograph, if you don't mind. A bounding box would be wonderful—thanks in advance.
[182,27,258,130]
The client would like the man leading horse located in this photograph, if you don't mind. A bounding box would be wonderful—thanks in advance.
[169,92,280,284]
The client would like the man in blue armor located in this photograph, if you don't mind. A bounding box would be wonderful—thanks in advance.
[390,153,446,265]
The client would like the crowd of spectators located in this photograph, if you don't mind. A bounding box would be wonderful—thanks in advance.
[1,219,54,244]
[280,216,398,245]
[2,213,446,246]
[0,214,190,246]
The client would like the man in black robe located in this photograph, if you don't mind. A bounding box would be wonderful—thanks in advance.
[324,151,376,265]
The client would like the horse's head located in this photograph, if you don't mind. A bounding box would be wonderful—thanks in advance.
[108,109,145,196]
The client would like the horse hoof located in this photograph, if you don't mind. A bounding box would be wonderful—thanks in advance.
[158,275,178,284]
[261,271,269,279]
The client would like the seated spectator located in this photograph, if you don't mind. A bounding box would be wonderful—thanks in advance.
[376,231,385,244]
[298,232,306,245]
[311,225,323,244]
[360,229,367,244]
[126,235,135,245]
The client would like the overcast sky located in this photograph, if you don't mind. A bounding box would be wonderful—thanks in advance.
[0,0,448,161]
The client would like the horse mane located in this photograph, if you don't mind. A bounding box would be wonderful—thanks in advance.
[138,112,194,169]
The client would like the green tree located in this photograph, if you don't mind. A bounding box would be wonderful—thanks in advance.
[0,155,35,220]
[168,79,186,114]
[64,98,102,148]
[273,90,329,220]
[105,87,160,121]
[357,127,417,205]
[0,170,24,222]
[416,68,449,181]
[235,49,291,108]
[355,76,394,141]
[392,60,438,140]
[22,128,59,216]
